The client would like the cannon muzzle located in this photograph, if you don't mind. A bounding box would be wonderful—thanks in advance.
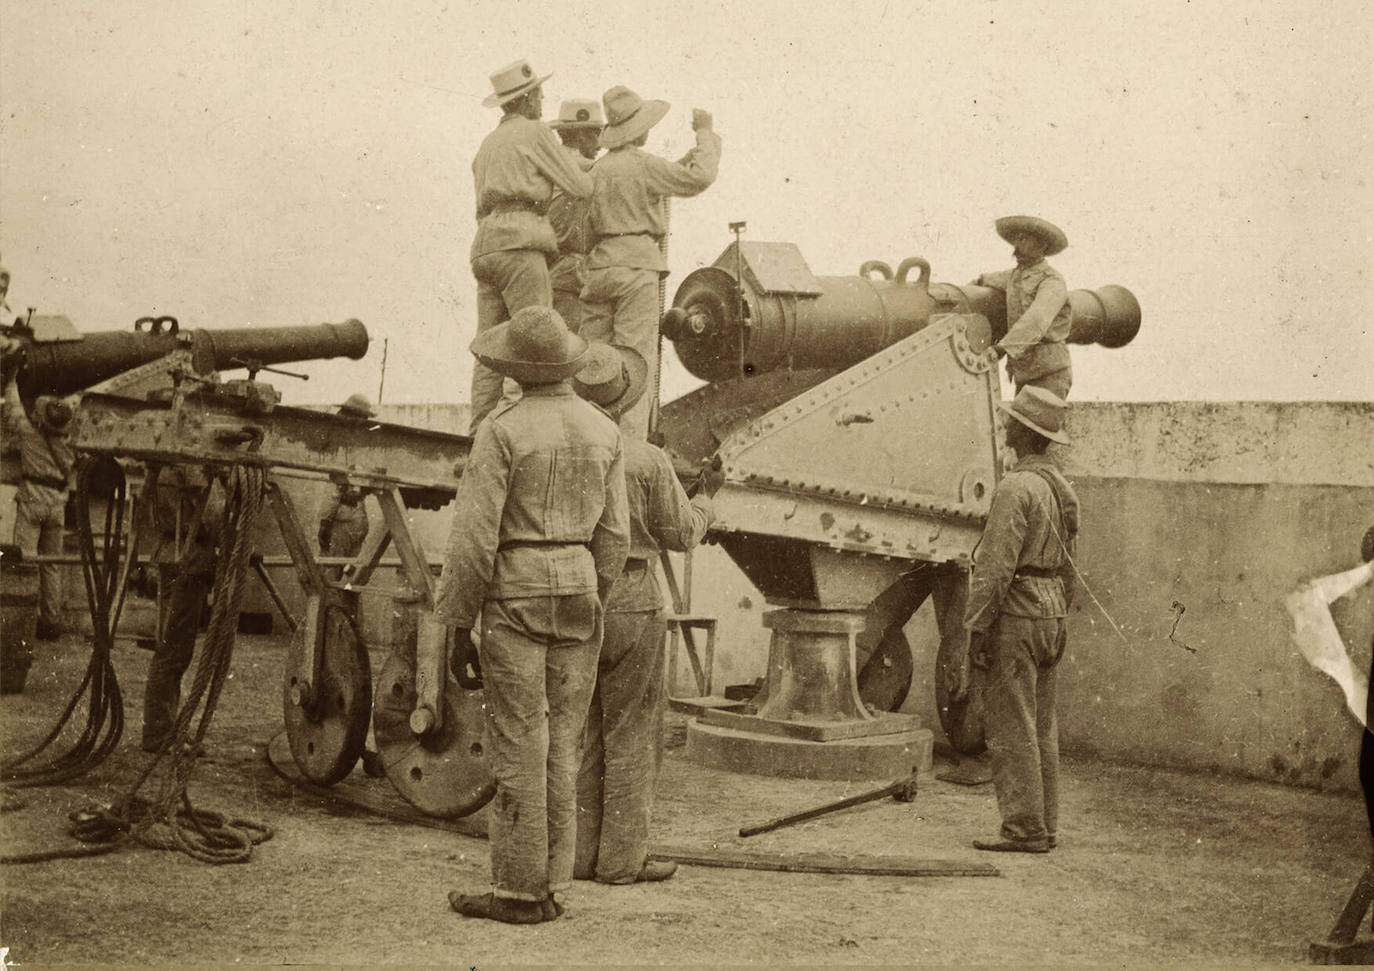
[664,241,1140,383]
[8,317,369,399]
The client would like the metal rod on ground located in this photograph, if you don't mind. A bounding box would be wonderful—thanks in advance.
[738,771,919,838]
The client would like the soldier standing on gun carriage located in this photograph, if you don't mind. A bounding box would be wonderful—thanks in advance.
[975,216,1075,400]
[579,86,721,439]
[467,60,595,434]
[547,99,604,334]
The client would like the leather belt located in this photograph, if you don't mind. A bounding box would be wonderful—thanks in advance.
[498,539,588,552]
[1014,565,1060,579]
[486,200,546,216]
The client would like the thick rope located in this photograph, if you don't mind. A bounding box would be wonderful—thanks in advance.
[2,457,132,785]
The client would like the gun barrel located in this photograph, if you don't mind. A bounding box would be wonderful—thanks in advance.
[662,242,1140,383]
[16,319,369,398]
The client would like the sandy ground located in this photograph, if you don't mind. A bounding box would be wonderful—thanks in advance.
[0,630,1368,967]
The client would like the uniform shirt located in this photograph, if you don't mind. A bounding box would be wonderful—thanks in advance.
[964,454,1079,634]
[318,486,370,557]
[435,382,629,629]
[980,259,1072,381]
[585,129,722,273]
[470,115,595,261]
[607,437,714,613]
[547,145,595,294]
[1,395,74,506]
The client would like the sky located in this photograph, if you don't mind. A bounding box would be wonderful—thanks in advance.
[1,0,1370,409]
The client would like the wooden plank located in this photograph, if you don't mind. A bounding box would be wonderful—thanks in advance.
[668,696,752,716]
[701,707,921,742]
[649,843,998,878]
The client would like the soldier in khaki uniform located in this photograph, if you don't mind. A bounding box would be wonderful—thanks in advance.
[581,86,721,439]
[975,216,1074,400]
[950,386,1080,853]
[468,59,595,433]
[316,394,377,559]
[572,343,721,885]
[439,306,629,924]
[547,99,603,334]
[1,361,74,640]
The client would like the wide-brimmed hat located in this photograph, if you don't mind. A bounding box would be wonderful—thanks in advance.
[572,343,648,419]
[999,385,1070,445]
[470,306,588,385]
[482,59,551,109]
[549,98,604,131]
[995,215,1068,256]
[337,393,377,418]
[599,86,670,149]
[35,396,73,431]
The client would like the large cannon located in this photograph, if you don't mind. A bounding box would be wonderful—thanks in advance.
[656,239,1140,779]
[3,314,369,401]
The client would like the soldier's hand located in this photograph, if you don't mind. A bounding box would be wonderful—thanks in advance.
[700,455,726,498]
[449,628,483,689]
[0,336,26,388]
[969,631,992,671]
[691,108,713,132]
[947,655,970,703]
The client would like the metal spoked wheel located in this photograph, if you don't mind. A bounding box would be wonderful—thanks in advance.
[283,602,372,785]
[372,649,494,819]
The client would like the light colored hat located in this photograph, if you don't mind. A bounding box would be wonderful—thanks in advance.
[470,306,589,385]
[572,343,648,419]
[995,215,1068,256]
[337,393,377,418]
[599,86,670,150]
[549,98,604,131]
[999,385,1070,445]
[35,396,73,431]
[482,59,551,109]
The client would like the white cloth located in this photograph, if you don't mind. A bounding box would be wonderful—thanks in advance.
[1286,561,1372,727]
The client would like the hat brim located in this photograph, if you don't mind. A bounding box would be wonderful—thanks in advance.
[599,99,670,149]
[998,400,1070,445]
[572,345,649,419]
[471,323,590,385]
[995,216,1068,256]
[482,72,553,108]
[549,119,604,131]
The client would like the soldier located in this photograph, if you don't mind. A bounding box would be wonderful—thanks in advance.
[1,355,74,641]
[438,306,628,924]
[468,59,595,434]
[581,86,721,439]
[571,344,721,885]
[142,466,220,754]
[950,386,1079,853]
[975,216,1074,400]
[547,99,604,334]
[317,394,378,559]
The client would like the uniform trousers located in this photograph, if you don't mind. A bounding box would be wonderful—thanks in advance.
[13,496,65,628]
[142,560,214,750]
[580,266,660,440]
[978,614,1066,844]
[469,249,552,434]
[478,592,602,901]
[552,287,585,335]
[575,606,668,883]
[1012,365,1073,401]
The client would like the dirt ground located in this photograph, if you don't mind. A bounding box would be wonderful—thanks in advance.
[1,630,1368,967]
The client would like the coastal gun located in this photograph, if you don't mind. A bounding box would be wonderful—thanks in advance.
[656,239,1140,776]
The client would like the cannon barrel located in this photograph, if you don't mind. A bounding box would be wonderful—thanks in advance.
[661,242,1140,383]
[12,318,370,399]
